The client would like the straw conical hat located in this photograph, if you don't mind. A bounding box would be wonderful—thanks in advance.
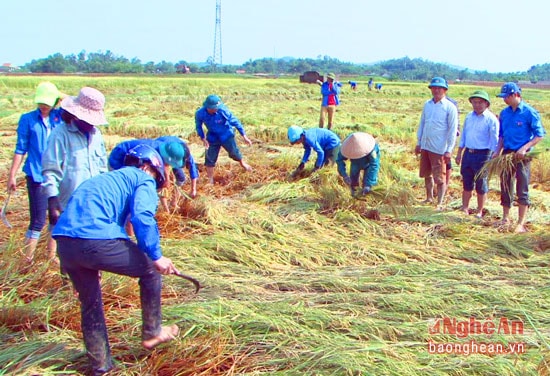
[341,132,376,159]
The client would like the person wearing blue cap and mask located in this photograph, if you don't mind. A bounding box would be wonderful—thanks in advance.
[415,77,459,211]
[109,136,199,198]
[493,82,546,233]
[195,94,253,184]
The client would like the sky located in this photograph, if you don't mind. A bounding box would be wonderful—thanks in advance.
[2,0,549,73]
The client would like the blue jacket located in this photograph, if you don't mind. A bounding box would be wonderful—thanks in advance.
[336,144,381,188]
[320,81,341,106]
[108,137,199,183]
[52,167,163,261]
[499,101,546,151]
[195,105,246,144]
[14,108,64,182]
[302,128,341,168]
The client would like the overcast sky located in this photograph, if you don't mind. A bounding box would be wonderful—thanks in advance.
[2,0,548,73]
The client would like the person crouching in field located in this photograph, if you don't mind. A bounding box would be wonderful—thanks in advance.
[53,145,179,375]
[493,82,546,233]
[195,94,253,184]
[109,136,199,198]
[336,132,381,196]
[7,82,65,263]
[287,126,341,178]
[455,90,499,218]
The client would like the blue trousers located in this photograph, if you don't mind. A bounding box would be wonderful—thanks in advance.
[56,237,162,375]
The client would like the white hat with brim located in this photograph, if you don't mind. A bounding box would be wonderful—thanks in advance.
[341,132,376,159]
[61,87,108,126]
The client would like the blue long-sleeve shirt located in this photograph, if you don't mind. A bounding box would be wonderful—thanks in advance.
[52,167,163,261]
[195,105,246,143]
[109,137,199,183]
[499,101,546,151]
[14,108,64,182]
[301,128,341,168]
[336,144,381,188]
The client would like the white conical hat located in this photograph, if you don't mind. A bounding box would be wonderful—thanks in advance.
[341,132,376,159]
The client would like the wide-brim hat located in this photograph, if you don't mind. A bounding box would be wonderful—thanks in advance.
[327,72,336,80]
[61,87,107,126]
[341,132,376,159]
[34,82,61,107]
[159,142,185,168]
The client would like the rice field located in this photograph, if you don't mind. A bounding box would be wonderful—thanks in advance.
[0,75,549,375]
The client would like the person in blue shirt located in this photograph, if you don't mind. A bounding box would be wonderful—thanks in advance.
[368,78,374,91]
[493,82,546,233]
[7,82,65,263]
[195,94,253,184]
[109,136,199,198]
[287,126,341,177]
[336,132,381,196]
[348,80,357,91]
[319,73,342,130]
[52,144,180,375]
[455,90,499,218]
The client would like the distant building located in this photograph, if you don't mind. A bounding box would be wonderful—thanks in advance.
[0,63,20,73]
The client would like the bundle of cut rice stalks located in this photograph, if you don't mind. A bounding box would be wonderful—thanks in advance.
[475,149,548,182]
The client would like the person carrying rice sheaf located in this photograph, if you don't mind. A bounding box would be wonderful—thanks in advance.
[287,126,341,178]
[336,132,381,196]
[493,82,546,233]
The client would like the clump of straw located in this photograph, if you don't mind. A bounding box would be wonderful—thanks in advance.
[476,149,547,182]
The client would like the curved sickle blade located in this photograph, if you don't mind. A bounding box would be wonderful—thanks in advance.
[174,270,201,294]
[1,193,12,229]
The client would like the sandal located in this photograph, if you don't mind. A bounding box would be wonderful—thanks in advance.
[142,324,179,350]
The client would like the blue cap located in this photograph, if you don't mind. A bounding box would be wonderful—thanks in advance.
[497,82,521,98]
[428,77,448,89]
[203,94,222,110]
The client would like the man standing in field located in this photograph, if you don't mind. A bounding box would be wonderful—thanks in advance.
[415,77,458,210]
[493,82,546,233]
[455,90,499,218]
[318,73,342,130]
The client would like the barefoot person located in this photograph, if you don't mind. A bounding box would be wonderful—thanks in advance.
[195,94,252,184]
[415,77,458,210]
[493,82,546,233]
[455,90,499,218]
[52,145,180,375]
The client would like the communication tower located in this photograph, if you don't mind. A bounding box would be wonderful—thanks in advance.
[213,0,222,66]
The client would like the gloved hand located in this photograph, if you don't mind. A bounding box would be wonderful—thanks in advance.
[361,186,372,195]
[48,196,62,225]
[343,176,351,186]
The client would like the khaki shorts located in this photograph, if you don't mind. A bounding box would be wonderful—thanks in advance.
[419,150,445,184]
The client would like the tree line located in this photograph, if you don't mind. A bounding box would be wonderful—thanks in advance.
[19,51,550,82]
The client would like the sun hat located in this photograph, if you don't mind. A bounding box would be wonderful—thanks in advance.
[496,82,521,98]
[428,77,448,89]
[327,72,336,80]
[203,94,222,110]
[287,125,304,143]
[60,87,107,126]
[469,90,491,104]
[34,82,61,107]
[341,132,376,159]
[159,141,185,168]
